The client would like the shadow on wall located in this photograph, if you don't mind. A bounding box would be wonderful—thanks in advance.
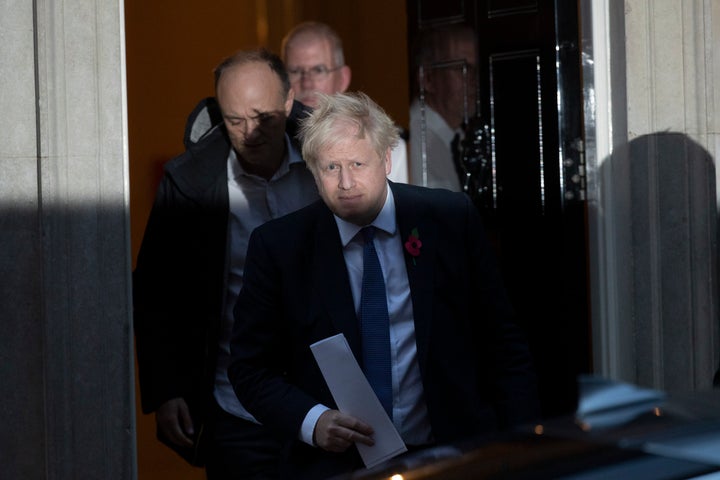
[601,131,720,390]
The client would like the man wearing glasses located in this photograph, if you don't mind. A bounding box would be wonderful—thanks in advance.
[409,23,478,191]
[281,21,409,184]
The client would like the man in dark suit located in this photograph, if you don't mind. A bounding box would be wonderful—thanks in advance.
[228,91,539,479]
[133,50,318,478]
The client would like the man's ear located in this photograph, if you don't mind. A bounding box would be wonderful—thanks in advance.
[384,147,392,176]
[338,65,352,93]
[284,88,295,116]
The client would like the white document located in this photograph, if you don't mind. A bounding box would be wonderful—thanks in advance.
[310,333,407,468]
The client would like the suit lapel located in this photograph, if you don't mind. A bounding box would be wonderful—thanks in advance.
[392,184,435,371]
[311,207,362,358]
[309,185,439,366]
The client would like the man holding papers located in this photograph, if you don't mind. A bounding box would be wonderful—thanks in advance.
[229,92,539,479]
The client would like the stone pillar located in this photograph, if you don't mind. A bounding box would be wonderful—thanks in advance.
[0,0,135,478]
[585,0,720,391]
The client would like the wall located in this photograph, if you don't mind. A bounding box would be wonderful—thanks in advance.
[1,0,134,478]
[123,2,408,478]
[585,0,720,390]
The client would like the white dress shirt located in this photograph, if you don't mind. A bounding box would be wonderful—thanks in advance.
[214,135,318,421]
[409,99,462,191]
[387,139,409,184]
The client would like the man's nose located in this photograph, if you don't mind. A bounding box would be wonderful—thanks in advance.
[338,169,354,189]
[243,118,262,139]
[300,73,315,89]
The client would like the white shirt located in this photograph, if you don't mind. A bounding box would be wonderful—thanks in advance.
[409,99,462,191]
[214,135,318,421]
[387,139,409,184]
[300,186,433,446]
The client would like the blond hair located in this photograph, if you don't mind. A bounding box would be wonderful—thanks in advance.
[299,92,399,171]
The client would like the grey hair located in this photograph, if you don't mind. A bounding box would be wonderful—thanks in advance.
[299,92,399,171]
[281,21,345,67]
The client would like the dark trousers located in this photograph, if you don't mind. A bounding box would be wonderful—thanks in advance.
[205,401,283,480]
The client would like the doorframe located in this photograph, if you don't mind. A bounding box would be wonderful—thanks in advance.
[581,0,634,381]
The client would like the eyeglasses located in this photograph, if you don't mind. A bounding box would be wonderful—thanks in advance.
[287,65,343,82]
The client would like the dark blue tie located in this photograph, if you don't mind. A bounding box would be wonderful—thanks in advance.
[359,226,393,419]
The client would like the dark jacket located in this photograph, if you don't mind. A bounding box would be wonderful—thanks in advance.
[133,100,312,464]
[229,182,540,479]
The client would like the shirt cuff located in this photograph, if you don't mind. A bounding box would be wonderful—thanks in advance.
[300,404,330,446]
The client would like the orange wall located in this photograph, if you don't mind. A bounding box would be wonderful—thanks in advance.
[125,2,408,478]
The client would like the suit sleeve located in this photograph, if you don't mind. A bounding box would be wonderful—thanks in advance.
[133,175,200,413]
[228,227,320,440]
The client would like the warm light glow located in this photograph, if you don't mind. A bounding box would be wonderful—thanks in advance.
[653,407,663,416]
[575,418,592,432]
[390,475,404,480]
[534,424,544,435]
[255,0,268,45]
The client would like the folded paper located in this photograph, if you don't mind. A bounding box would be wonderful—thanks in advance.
[311,333,407,468]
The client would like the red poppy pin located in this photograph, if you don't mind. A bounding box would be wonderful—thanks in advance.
[404,227,422,264]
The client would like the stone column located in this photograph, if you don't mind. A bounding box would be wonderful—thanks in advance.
[0,0,135,478]
[585,0,720,391]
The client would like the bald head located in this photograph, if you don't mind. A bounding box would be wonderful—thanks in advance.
[214,50,294,179]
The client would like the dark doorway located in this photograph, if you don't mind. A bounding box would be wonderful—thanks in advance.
[407,0,591,418]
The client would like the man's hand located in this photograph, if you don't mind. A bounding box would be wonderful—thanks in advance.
[155,397,195,448]
[313,410,375,452]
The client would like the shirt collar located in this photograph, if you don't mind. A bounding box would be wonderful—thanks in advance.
[228,133,300,181]
[335,184,397,247]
